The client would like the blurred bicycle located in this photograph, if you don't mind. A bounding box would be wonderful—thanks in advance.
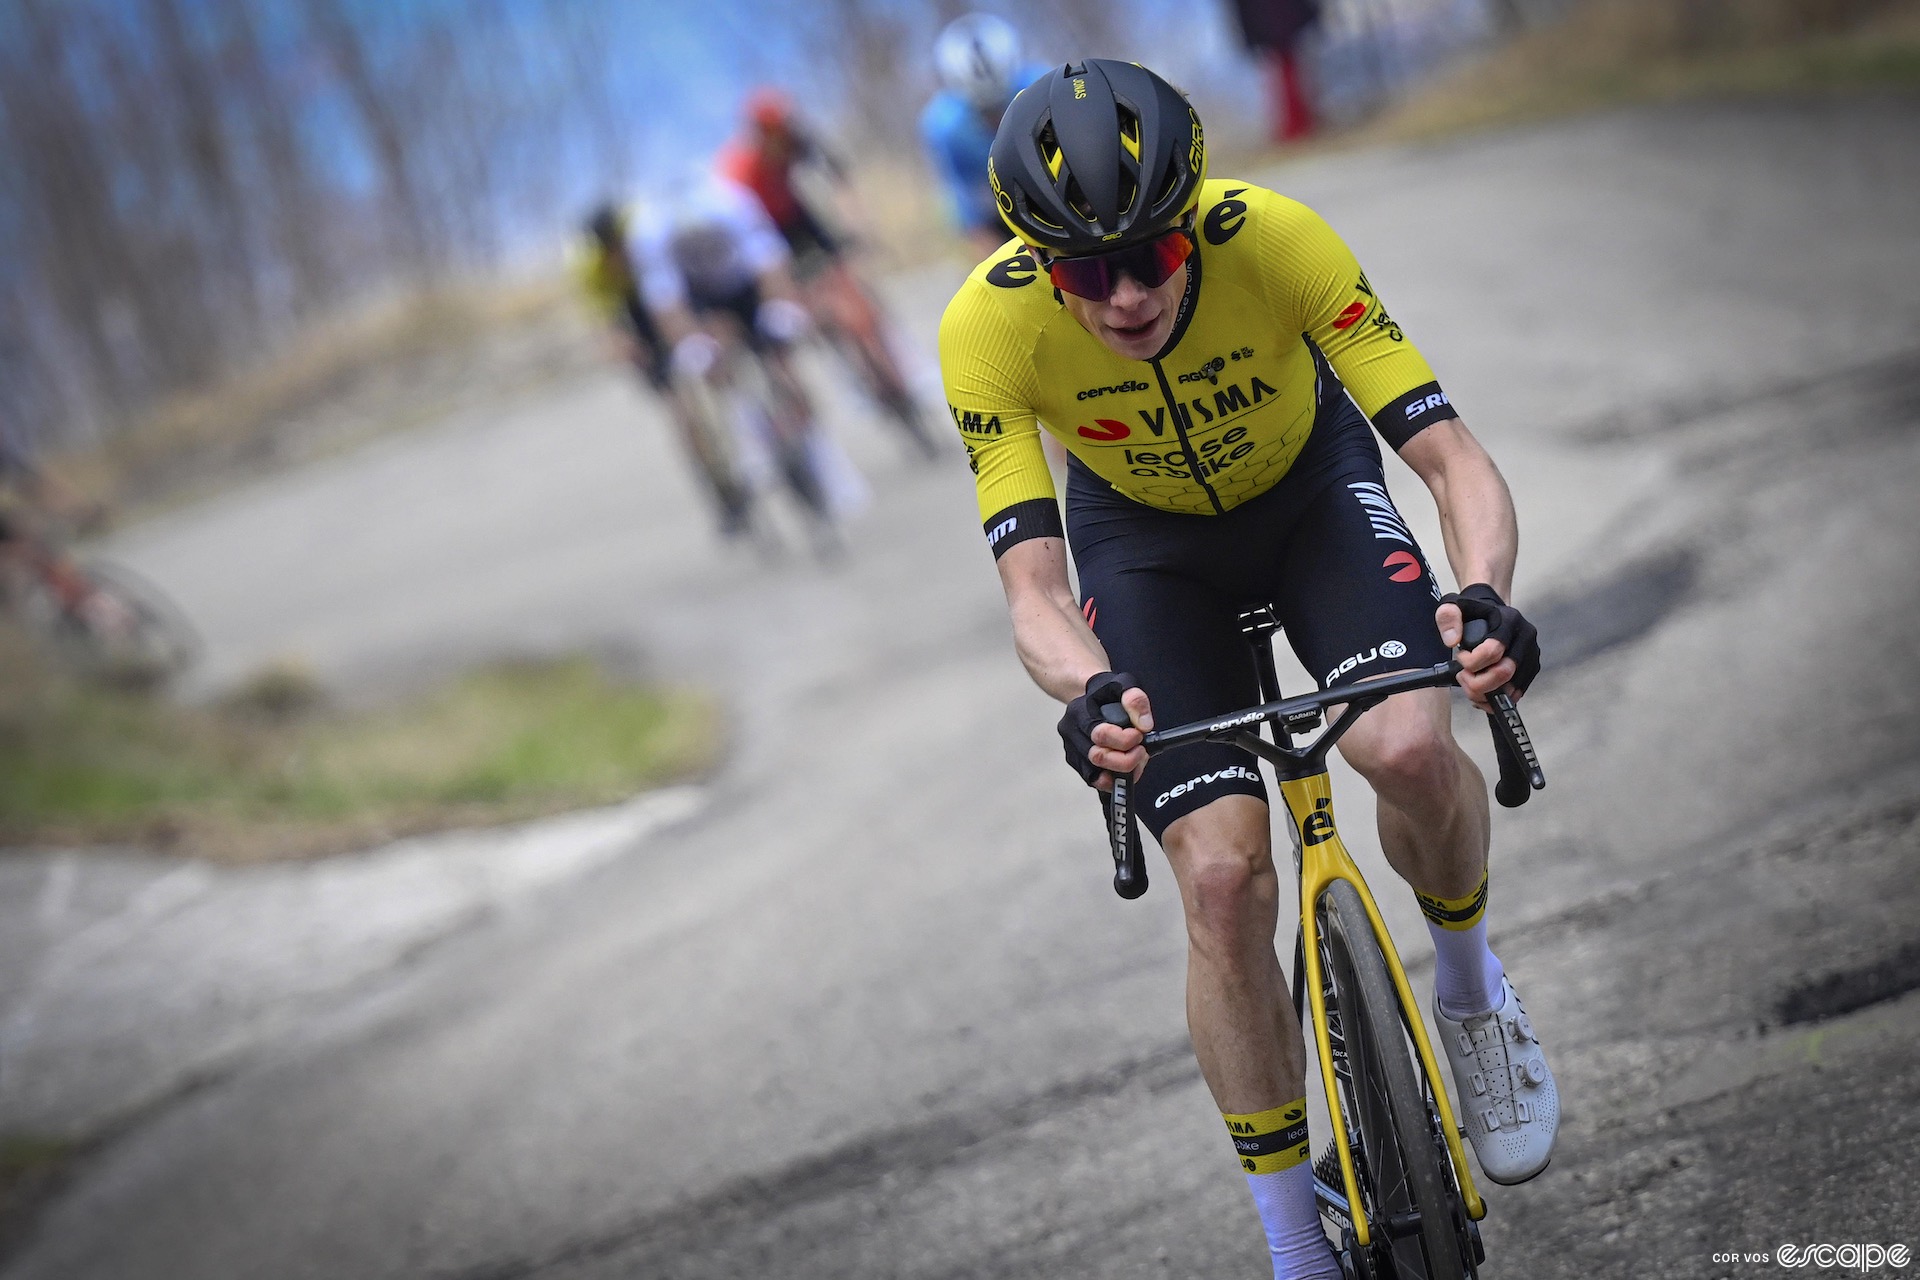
[0,471,198,689]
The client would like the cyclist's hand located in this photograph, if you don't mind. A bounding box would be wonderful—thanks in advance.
[671,332,721,379]
[1059,672,1153,792]
[1437,583,1541,708]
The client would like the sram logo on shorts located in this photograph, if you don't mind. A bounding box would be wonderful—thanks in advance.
[1156,764,1259,809]
[1324,639,1407,687]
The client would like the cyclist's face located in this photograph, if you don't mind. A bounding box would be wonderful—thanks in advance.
[1061,260,1190,361]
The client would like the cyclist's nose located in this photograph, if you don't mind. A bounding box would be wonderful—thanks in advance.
[1107,271,1152,309]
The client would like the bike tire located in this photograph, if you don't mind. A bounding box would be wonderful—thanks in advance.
[54,559,202,686]
[1318,879,1471,1280]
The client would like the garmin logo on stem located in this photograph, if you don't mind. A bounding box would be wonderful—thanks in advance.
[1156,765,1259,808]
[1077,380,1148,401]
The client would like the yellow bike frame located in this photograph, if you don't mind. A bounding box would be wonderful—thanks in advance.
[1276,770,1487,1248]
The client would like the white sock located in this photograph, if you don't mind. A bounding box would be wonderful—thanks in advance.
[1428,916,1505,1019]
[1245,1161,1343,1279]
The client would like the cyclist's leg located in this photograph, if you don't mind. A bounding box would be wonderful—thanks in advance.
[1271,442,1558,1184]
[1071,501,1336,1277]
[1266,456,1490,974]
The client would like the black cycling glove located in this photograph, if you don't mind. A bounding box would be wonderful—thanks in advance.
[1441,583,1541,694]
[1058,671,1140,787]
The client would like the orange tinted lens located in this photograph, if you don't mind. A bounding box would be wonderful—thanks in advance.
[1047,231,1192,301]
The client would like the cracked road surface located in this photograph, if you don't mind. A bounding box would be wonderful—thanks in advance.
[3,96,1919,1278]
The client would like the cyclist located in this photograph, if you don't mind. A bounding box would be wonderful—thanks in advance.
[719,89,929,450]
[570,202,753,534]
[919,14,1051,258]
[939,61,1558,1277]
[634,172,866,523]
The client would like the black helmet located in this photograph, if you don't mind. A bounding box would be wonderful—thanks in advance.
[988,60,1206,256]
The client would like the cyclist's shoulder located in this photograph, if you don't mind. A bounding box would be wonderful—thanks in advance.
[1194,179,1331,258]
[948,240,1055,311]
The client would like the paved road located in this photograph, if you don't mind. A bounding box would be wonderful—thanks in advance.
[4,96,1919,1278]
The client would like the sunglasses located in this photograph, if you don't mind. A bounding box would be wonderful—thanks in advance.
[1044,228,1195,302]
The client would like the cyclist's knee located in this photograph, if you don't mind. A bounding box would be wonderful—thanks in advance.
[1346,717,1459,809]
[1164,798,1275,943]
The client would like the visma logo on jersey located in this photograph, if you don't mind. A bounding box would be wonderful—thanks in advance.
[1324,639,1407,686]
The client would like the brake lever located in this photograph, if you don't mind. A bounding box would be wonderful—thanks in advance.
[1099,701,1149,898]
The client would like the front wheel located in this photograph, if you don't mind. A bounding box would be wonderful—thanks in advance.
[45,559,201,688]
[1317,879,1473,1279]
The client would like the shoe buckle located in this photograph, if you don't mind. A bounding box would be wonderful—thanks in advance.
[1514,1013,1535,1042]
[1521,1057,1548,1086]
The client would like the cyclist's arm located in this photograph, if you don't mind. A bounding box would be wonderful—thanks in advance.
[995,537,1108,701]
[1401,418,1525,700]
[995,538,1150,778]
[1398,418,1516,604]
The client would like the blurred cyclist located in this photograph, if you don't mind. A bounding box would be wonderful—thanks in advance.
[634,172,865,525]
[719,89,930,452]
[571,201,753,534]
[920,14,1050,258]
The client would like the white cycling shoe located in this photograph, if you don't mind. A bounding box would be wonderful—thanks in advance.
[1433,977,1558,1186]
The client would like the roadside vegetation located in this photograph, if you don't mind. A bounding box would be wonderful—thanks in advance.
[1362,0,1920,143]
[0,629,720,861]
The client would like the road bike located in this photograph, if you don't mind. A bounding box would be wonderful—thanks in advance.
[0,516,201,687]
[1103,607,1544,1279]
[674,324,844,556]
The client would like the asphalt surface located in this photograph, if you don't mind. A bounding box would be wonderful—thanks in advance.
[3,95,1919,1279]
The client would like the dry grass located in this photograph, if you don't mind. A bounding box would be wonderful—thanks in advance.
[0,628,720,861]
[55,277,593,516]
[1355,0,1920,145]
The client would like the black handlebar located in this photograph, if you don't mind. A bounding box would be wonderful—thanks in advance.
[1100,627,1544,899]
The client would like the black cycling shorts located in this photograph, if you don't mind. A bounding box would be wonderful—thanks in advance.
[1067,388,1448,840]
[776,204,841,270]
[687,278,781,354]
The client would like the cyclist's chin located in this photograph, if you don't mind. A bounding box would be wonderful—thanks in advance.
[1095,312,1171,360]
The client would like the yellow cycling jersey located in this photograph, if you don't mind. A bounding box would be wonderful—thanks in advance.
[567,230,636,321]
[938,179,1457,553]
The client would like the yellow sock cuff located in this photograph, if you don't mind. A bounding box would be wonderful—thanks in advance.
[1416,870,1488,932]
[1222,1100,1311,1175]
